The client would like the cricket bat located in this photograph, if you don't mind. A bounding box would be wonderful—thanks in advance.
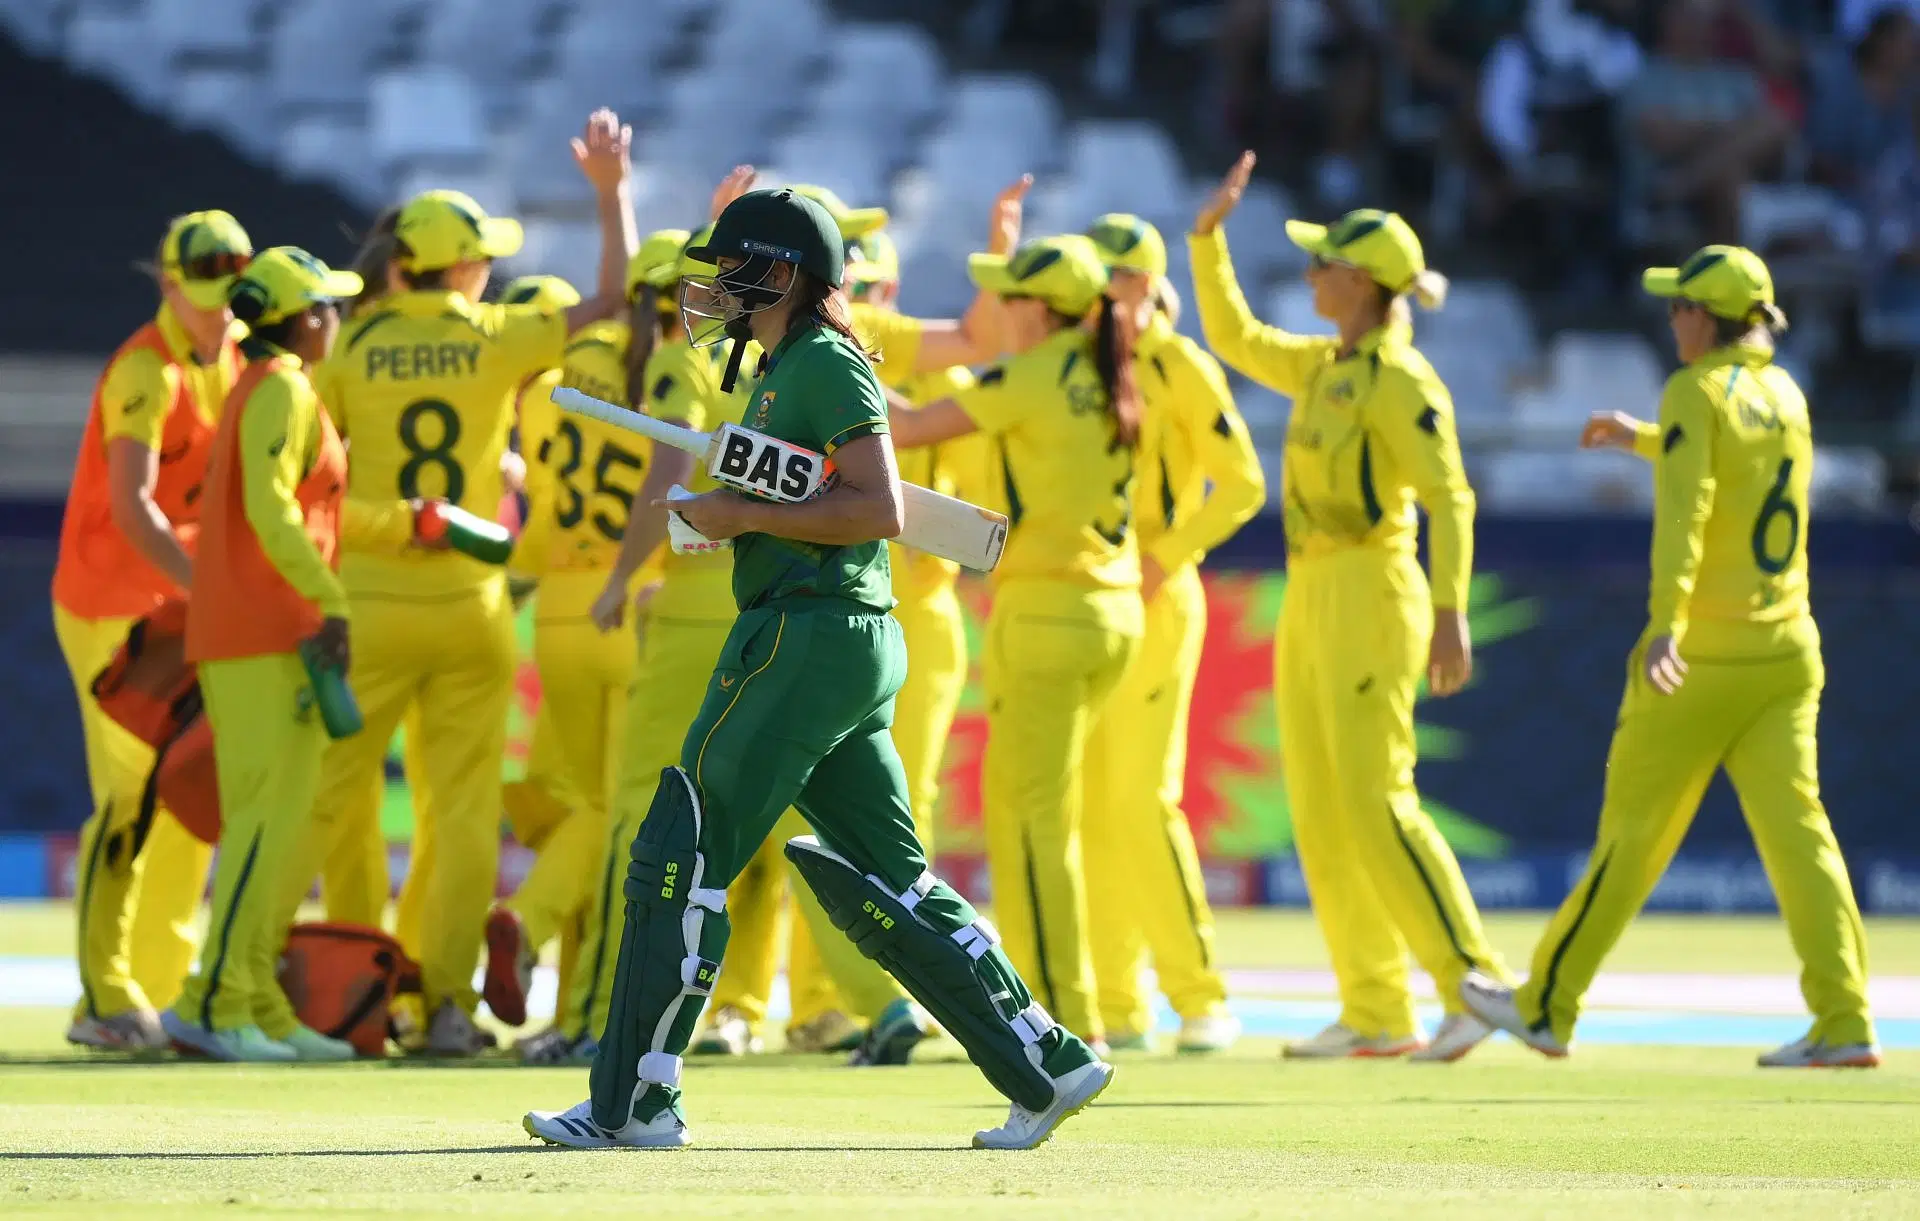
[552,386,1008,573]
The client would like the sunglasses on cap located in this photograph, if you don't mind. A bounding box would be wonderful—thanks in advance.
[172,250,252,282]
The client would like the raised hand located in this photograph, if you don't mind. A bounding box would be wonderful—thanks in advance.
[1195,150,1256,236]
[572,108,632,195]
[1579,411,1646,453]
[990,174,1034,256]
[711,165,758,221]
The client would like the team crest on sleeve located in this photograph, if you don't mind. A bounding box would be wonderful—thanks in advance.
[751,391,775,428]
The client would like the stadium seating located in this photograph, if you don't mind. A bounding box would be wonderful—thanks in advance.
[16,0,1886,512]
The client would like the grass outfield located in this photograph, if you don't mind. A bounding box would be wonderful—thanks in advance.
[4,904,1919,1218]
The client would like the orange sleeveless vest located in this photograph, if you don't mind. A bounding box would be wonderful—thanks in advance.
[186,356,348,662]
[52,321,226,619]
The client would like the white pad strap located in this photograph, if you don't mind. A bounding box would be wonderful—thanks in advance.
[869,869,937,915]
[1009,1002,1057,1046]
[952,916,1000,961]
[638,1050,683,1088]
[688,887,727,913]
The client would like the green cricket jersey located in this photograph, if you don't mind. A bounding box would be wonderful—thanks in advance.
[729,322,895,613]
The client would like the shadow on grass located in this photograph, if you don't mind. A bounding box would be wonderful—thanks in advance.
[3,1144,966,1160]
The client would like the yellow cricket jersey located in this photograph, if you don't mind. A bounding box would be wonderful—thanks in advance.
[1629,343,1812,637]
[952,327,1141,592]
[514,320,651,576]
[235,356,411,617]
[313,289,567,596]
[629,335,758,611]
[1190,229,1475,609]
[1132,313,1266,573]
[890,363,984,602]
[850,301,923,390]
[103,306,245,448]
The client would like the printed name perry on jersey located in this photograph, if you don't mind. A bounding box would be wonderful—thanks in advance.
[710,423,828,502]
[364,342,482,380]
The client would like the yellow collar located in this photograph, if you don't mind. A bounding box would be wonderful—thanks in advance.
[385,289,474,318]
[1338,321,1407,361]
[1694,342,1773,372]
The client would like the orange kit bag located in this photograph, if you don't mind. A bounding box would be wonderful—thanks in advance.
[89,600,221,847]
[277,923,423,1058]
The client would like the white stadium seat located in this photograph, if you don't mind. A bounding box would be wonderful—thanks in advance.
[1063,121,1185,222]
[267,0,392,113]
[1514,331,1667,427]
[509,216,600,292]
[813,22,944,160]
[170,66,275,163]
[147,0,261,62]
[763,126,888,213]
[415,0,549,123]
[279,113,384,208]
[369,66,488,174]
[65,10,170,109]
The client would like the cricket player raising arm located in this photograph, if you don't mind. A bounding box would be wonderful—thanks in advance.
[889,232,1149,1053]
[1190,152,1512,1062]
[302,108,638,1054]
[1082,213,1266,1052]
[1463,246,1879,1069]
[53,210,250,1050]
[524,188,1112,1151]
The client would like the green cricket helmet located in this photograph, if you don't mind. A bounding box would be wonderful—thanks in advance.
[679,188,845,351]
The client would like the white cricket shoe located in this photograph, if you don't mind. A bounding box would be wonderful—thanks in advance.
[162,1010,297,1062]
[524,1098,691,1149]
[690,1005,761,1056]
[517,1027,598,1066]
[1282,1022,1424,1060]
[1459,972,1568,1058]
[1410,1013,1493,1063]
[972,1059,1114,1150]
[422,1001,497,1057]
[1757,1032,1881,1069]
[67,1008,167,1052]
[282,1025,357,1061]
[1176,1010,1241,1054]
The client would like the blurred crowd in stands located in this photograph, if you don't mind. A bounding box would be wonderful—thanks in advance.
[965,0,1920,417]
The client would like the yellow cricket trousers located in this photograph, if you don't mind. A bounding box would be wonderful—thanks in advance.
[172,653,328,1037]
[714,807,840,1035]
[507,569,634,1029]
[303,576,516,1015]
[1084,564,1226,1034]
[889,582,969,858]
[1277,548,1507,1039]
[55,604,211,1019]
[982,580,1142,1043]
[1516,616,1873,1046]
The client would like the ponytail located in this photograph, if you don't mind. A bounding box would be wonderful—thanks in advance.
[625,285,665,411]
[346,208,400,314]
[1153,277,1181,329]
[1094,294,1143,449]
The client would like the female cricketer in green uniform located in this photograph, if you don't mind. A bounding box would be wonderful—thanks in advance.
[1463,245,1878,1068]
[524,189,1113,1151]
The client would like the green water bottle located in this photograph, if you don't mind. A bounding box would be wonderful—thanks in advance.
[415,500,514,565]
[298,637,363,740]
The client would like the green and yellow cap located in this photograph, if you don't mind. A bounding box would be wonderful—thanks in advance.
[393,189,523,271]
[500,274,581,312]
[969,234,1110,319]
[628,227,693,296]
[1086,213,1167,279]
[1286,208,1426,294]
[844,229,899,289]
[786,184,889,239]
[1642,245,1775,322]
[226,247,362,327]
[159,210,253,310]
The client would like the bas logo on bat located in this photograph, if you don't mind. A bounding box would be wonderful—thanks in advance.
[713,424,822,500]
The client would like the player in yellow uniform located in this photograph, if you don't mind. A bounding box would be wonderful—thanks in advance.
[481,253,666,1036]
[1463,247,1879,1068]
[54,211,250,1050]
[1082,214,1265,1053]
[1190,153,1510,1062]
[889,234,1146,1049]
[302,109,639,1054]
